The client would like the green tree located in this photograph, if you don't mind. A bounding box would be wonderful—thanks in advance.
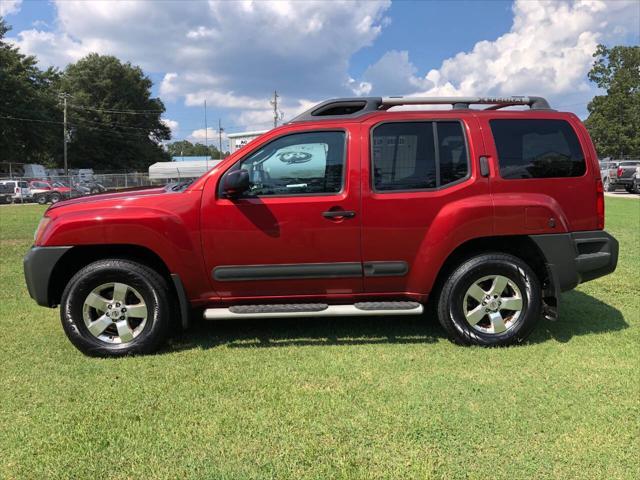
[0,18,61,165]
[584,44,640,158]
[59,54,171,170]
[165,140,222,159]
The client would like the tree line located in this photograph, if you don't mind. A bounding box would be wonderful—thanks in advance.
[1,15,638,173]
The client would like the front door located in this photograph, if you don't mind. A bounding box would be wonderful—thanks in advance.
[201,126,362,301]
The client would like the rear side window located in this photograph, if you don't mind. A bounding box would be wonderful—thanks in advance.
[490,119,586,179]
[372,121,468,191]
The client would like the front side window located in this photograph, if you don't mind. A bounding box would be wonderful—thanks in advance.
[372,121,468,191]
[490,119,586,179]
[231,131,345,196]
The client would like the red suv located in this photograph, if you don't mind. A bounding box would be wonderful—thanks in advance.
[24,96,618,356]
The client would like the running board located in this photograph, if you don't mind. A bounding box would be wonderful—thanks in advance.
[203,301,423,320]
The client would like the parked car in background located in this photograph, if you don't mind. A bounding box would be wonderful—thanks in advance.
[0,182,14,204]
[25,95,618,357]
[599,160,616,191]
[606,160,640,193]
[0,180,31,202]
[631,167,640,194]
[28,180,73,204]
[74,181,107,196]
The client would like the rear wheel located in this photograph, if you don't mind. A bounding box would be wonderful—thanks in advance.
[437,253,541,346]
[60,259,171,357]
[36,194,48,205]
[50,192,62,203]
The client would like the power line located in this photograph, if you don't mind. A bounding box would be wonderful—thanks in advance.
[68,104,164,114]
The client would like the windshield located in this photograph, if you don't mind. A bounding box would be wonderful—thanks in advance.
[164,179,194,192]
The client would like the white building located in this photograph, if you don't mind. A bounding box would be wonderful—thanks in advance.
[148,159,222,180]
[227,130,269,154]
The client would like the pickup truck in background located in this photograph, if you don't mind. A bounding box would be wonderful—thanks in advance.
[28,180,73,204]
[603,160,640,193]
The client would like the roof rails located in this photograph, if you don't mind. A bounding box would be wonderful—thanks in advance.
[289,95,552,123]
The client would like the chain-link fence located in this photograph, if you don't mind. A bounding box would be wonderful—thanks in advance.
[0,172,169,205]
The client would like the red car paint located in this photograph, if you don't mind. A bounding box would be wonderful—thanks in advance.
[35,108,605,308]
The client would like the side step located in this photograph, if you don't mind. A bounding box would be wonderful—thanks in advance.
[203,301,423,320]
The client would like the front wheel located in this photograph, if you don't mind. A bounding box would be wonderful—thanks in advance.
[36,194,48,205]
[437,253,541,346]
[60,259,171,357]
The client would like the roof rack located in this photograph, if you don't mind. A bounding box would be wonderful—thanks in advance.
[289,95,552,123]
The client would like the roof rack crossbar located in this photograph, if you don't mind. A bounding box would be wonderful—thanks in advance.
[380,96,551,110]
[288,95,552,123]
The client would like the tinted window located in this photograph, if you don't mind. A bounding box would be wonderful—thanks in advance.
[437,122,469,185]
[490,119,586,179]
[372,121,468,191]
[233,131,345,196]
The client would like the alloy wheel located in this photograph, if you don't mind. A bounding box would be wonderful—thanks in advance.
[82,282,148,344]
[463,275,523,334]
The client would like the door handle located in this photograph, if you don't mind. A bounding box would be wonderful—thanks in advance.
[322,210,356,219]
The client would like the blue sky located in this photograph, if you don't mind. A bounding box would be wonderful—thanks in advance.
[2,0,639,149]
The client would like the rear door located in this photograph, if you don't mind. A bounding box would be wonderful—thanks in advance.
[360,113,490,296]
[478,113,597,232]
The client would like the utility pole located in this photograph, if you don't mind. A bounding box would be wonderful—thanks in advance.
[218,119,223,160]
[204,99,208,170]
[59,93,71,176]
[270,90,283,128]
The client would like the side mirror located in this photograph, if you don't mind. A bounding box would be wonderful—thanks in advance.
[223,169,250,198]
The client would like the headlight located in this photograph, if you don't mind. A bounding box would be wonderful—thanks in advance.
[34,216,51,245]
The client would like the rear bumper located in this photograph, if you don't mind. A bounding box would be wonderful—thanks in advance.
[611,178,634,187]
[23,246,72,307]
[530,230,618,293]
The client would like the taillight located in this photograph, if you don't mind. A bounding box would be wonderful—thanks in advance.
[617,167,623,178]
[15,187,19,193]
[596,178,605,229]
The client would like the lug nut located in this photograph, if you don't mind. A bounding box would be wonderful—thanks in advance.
[121,308,126,313]
[115,302,121,307]
[107,304,112,309]
[120,316,125,320]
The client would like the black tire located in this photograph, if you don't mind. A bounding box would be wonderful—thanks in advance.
[36,194,48,205]
[50,192,62,203]
[437,253,541,347]
[60,259,171,357]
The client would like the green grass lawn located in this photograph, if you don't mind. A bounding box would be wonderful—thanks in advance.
[1,198,638,479]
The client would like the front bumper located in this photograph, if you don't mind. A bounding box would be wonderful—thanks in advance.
[24,246,72,307]
[530,230,618,294]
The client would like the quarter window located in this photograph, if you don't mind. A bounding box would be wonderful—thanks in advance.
[232,131,345,196]
[490,119,586,179]
[372,121,468,191]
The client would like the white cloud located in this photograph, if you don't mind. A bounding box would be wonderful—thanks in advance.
[188,127,228,151]
[358,0,639,115]
[161,118,179,136]
[9,29,92,67]
[0,0,22,16]
[355,50,433,95]
[12,1,390,97]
